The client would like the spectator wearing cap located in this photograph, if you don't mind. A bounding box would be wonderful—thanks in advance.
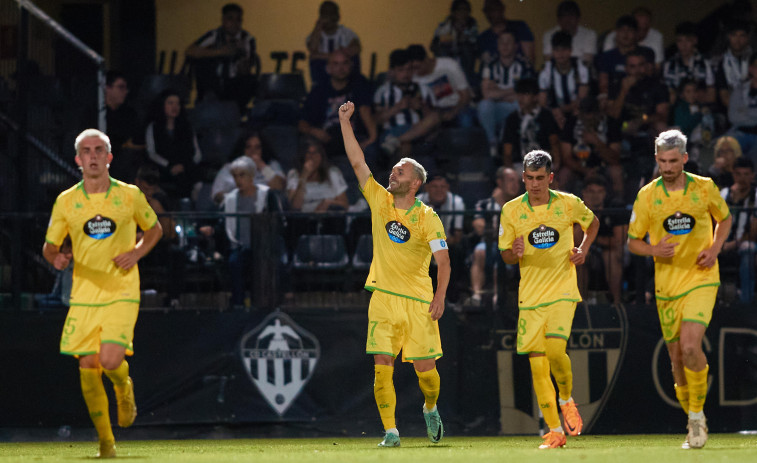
[542,1,597,68]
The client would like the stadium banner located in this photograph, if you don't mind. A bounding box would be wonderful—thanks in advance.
[0,307,476,433]
[1,302,755,434]
[495,302,757,434]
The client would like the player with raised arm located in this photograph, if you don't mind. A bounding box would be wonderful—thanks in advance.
[628,129,731,449]
[499,149,599,449]
[339,101,450,447]
[42,129,162,458]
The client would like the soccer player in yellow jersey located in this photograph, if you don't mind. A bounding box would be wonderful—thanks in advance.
[339,101,450,447]
[499,150,599,449]
[42,129,162,458]
[628,129,731,449]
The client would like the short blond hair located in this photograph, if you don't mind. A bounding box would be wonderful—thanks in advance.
[398,157,427,184]
[75,129,111,154]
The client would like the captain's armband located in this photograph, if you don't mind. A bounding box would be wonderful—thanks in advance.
[429,239,448,253]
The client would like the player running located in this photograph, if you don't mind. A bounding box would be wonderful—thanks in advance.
[499,150,599,449]
[628,129,731,449]
[42,129,162,457]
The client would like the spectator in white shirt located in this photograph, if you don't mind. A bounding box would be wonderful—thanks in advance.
[542,1,597,68]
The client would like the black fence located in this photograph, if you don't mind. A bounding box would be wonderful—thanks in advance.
[1,207,756,312]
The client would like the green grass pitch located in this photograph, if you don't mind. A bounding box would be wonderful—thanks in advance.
[1,435,757,462]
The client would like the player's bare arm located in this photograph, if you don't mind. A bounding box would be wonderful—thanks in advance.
[570,216,599,265]
[429,248,450,321]
[339,101,371,188]
[628,233,679,258]
[501,235,524,264]
[42,242,72,270]
[113,221,163,270]
[696,214,732,269]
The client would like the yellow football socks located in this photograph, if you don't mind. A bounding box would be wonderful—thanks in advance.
[685,364,709,414]
[529,356,560,430]
[104,359,129,388]
[546,338,573,402]
[416,367,441,410]
[79,367,114,443]
[674,383,689,414]
[374,364,397,431]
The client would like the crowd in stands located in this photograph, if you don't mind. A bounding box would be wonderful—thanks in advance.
[94,0,757,308]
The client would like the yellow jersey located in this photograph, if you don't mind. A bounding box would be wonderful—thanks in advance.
[361,175,447,303]
[498,190,595,309]
[45,178,158,306]
[628,173,730,300]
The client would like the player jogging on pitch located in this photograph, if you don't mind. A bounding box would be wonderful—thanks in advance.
[339,101,450,447]
[43,129,162,458]
[628,129,731,449]
[499,149,599,449]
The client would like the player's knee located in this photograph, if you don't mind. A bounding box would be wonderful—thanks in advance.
[679,341,702,361]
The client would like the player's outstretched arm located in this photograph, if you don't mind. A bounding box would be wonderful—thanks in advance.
[339,101,371,189]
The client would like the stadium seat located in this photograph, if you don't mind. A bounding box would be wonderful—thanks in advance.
[293,235,349,270]
[256,73,307,102]
[189,99,240,131]
[456,156,495,207]
[351,234,373,271]
[435,127,489,159]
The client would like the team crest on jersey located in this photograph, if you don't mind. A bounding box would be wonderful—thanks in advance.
[528,224,559,249]
[386,221,411,243]
[83,215,116,239]
[495,303,628,434]
[663,211,695,235]
[240,311,320,416]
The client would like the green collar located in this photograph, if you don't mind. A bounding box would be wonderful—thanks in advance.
[77,177,118,199]
[522,190,557,212]
[394,198,421,215]
[656,172,693,197]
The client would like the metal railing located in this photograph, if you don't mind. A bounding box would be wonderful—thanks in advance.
[1,207,755,312]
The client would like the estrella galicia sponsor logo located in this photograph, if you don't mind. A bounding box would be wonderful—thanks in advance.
[385,220,410,243]
[528,224,559,249]
[83,215,116,239]
[240,311,320,416]
[663,211,695,235]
